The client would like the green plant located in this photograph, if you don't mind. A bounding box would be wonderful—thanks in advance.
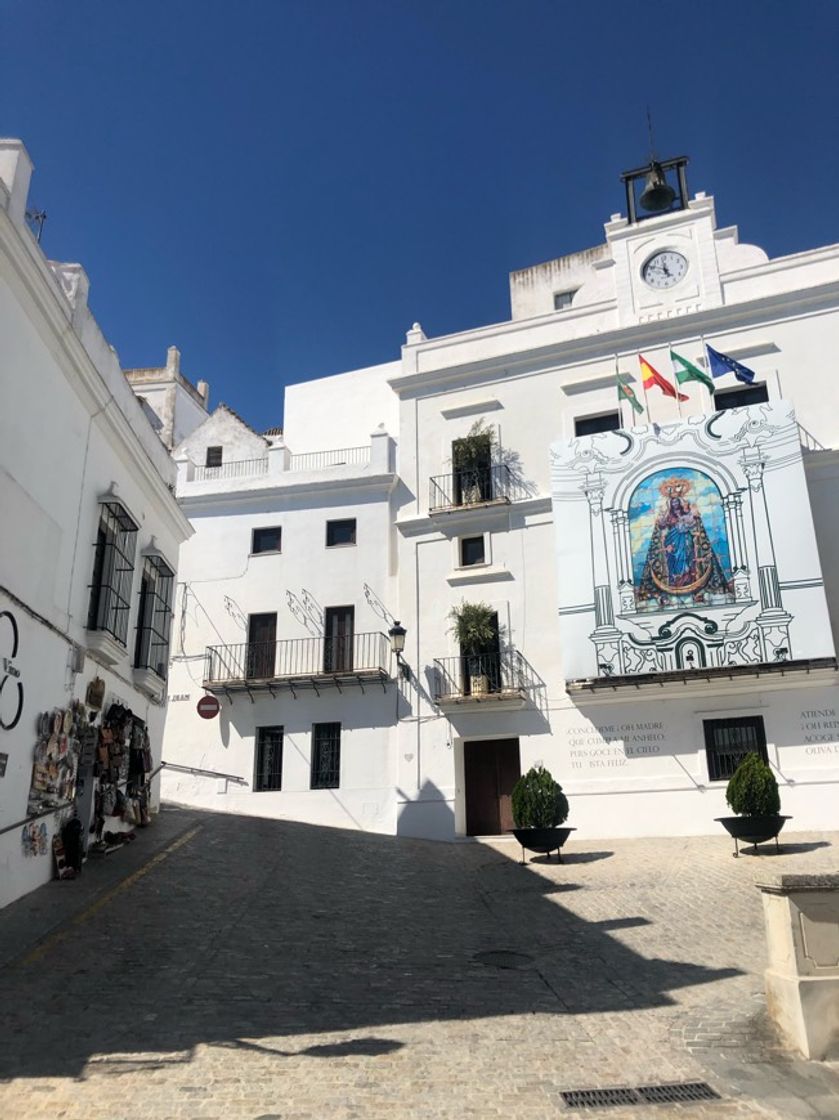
[448,601,496,655]
[452,419,495,472]
[511,766,569,829]
[725,752,781,816]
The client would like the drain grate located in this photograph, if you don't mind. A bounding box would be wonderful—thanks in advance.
[561,1082,720,1109]
[473,950,534,969]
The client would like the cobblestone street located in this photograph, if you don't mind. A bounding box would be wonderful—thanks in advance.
[0,806,837,1120]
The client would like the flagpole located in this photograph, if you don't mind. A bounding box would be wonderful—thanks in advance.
[638,353,651,421]
[699,334,712,415]
[615,353,625,428]
[669,345,683,420]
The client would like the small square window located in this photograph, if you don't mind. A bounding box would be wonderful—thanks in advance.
[326,519,357,547]
[713,383,769,411]
[575,412,621,437]
[205,446,223,468]
[553,289,578,311]
[460,536,486,567]
[252,526,282,554]
[703,716,768,782]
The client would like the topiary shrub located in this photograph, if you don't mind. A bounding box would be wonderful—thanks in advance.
[511,766,569,829]
[725,752,781,817]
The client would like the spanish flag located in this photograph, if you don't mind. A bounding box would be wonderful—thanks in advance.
[639,354,689,402]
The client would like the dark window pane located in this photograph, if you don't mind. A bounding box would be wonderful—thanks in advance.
[87,501,139,645]
[133,554,174,678]
[205,446,223,467]
[575,412,621,437]
[703,716,768,782]
[311,722,341,789]
[255,726,283,791]
[460,536,486,567]
[553,289,578,310]
[253,526,282,554]
[713,384,769,411]
[326,519,356,547]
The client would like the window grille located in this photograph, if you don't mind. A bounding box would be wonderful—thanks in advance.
[134,555,174,678]
[703,716,768,782]
[326,519,357,547]
[255,726,284,791]
[252,526,282,554]
[205,445,223,468]
[87,502,139,646]
[311,722,341,789]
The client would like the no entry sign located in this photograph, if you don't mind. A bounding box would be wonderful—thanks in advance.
[197,694,220,719]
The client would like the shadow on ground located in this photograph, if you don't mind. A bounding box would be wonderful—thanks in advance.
[0,808,741,1080]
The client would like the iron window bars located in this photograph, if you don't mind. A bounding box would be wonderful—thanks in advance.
[87,501,139,646]
[134,555,175,679]
[254,726,284,791]
[311,722,341,789]
[703,715,768,782]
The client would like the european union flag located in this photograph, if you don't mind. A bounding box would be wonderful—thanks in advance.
[705,344,755,385]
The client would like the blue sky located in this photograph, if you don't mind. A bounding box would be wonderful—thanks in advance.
[5,1,838,430]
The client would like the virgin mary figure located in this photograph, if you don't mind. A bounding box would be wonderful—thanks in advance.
[637,477,731,605]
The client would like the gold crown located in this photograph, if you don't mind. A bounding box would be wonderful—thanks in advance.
[659,477,691,498]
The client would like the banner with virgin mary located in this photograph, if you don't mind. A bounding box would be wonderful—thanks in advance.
[629,469,733,611]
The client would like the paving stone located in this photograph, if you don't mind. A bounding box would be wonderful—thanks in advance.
[0,809,836,1119]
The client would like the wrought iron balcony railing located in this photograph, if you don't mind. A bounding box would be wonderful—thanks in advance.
[204,631,391,688]
[429,464,525,513]
[433,649,533,704]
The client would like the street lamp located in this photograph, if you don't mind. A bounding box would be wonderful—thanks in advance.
[388,621,410,679]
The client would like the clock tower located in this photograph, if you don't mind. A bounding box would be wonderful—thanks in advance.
[605,156,724,327]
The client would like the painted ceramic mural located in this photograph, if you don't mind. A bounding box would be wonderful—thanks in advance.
[629,468,733,612]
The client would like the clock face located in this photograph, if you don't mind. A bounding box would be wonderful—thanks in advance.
[642,250,688,290]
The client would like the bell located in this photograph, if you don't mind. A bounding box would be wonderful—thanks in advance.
[639,162,676,213]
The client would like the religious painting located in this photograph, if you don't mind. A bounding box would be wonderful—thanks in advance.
[629,468,733,611]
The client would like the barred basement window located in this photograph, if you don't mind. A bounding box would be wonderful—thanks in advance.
[87,502,139,646]
[703,716,768,782]
[311,722,341,789]
[134,555,175,679]
[255,726,284,791]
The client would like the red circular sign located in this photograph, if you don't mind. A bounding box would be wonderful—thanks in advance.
[197,695,220,719]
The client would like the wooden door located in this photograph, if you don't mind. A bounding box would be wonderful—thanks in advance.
[247,612,277,678]
[324,605,354,672]
[464,738,520,835]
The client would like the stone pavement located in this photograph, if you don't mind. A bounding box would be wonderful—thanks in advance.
[0,805,836,1120]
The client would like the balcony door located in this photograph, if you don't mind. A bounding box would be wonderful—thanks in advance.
[324,606,354,672]
[247,612,276,678]
[464,738,520,835]
[461,611,501,696]
[452,436,493,506]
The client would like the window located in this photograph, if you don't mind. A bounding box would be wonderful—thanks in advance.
[87,502,139,646]
[323,606,354,672]
[713,383,769,411]
[252,526,282,554]
[703,716,768,782]
[326,519,357,547]
[134,555,174,678]
[254,726,284,791]
[247,613,277,678]
[575,412,621,437]
[205,445,223,468]
[311,722,341,789]
[553,289,578,311]
[460,535,486,567]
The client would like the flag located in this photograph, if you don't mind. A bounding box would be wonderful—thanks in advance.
[705,344,755,384]
[616,371,644,415]
[670,348,714,393]
[639,354,689,402]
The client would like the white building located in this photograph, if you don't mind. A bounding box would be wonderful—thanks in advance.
[162,156,839,842]
[0,140,193,908]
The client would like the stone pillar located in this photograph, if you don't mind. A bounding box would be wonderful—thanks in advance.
[756,874,839,1060]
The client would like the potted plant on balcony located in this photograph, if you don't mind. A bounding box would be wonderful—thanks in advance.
[453,419,495,505]
[448,600,496,696]
[511,765,575,863]
[715,752,790,856]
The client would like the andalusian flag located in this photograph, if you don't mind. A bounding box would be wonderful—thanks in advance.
[670,348,714,393]
[639,354,688,402]
[616,371,644,415]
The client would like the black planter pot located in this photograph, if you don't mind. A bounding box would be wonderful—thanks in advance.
[512,826,575,864]
[715,814,791,857]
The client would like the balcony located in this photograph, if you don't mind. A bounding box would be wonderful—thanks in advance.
[429,464,526,514]
[193,457,268,482]
[433,649,533,710]
[289,445,371,471]
[203,632,392,695]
